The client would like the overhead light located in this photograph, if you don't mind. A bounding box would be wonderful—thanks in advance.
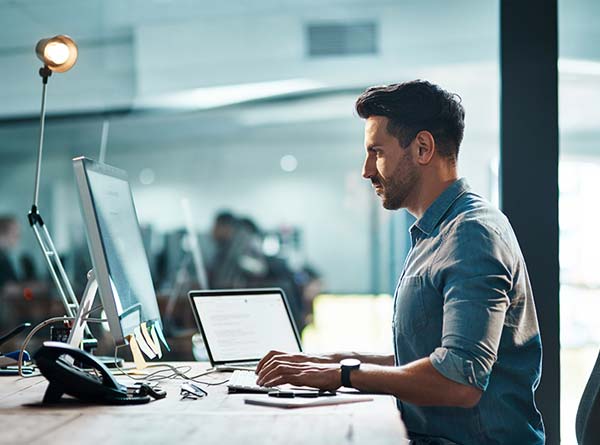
[35,35,78,73]
[139,168,156,185]
[136,78,325,111]
[280,155,298,172]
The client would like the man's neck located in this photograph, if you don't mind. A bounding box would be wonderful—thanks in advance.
[407,172,459,219]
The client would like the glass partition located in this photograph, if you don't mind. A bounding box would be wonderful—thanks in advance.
[0,0,499,355]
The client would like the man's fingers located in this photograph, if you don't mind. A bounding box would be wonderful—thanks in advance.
[260,365,340,390]
[257,353,301,378]
[257,354,286,377]
[258,358,306,382]
[261,372,303,388]
[257,362,295,386]
[256,352,321,375]
[256,350,283,374]
[257,354,324,382]
[257,362,305,386]
[261,376,285,387]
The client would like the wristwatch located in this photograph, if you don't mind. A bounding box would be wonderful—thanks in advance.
[340,358,361,388]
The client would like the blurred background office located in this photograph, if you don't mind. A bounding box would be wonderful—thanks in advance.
[0,1,597,442]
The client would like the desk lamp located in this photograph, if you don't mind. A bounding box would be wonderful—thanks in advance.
[27,35,83,325]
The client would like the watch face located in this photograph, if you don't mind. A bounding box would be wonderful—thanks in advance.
[340,358,361,368]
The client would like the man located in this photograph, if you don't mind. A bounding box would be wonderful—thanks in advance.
[0,216,22,289]
[0,216,27,324]
[256,81,545,444]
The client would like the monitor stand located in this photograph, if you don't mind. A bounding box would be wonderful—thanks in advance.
[68,270,124,369]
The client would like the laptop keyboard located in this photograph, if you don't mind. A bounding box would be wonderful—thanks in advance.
[227,370,273,393]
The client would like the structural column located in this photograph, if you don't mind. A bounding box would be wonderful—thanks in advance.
[500,1,560,443]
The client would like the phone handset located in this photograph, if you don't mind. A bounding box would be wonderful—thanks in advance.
[53,341,121,387]
[34,341,164,404]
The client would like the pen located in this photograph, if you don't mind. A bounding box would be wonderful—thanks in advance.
[268,390,295,398]
[267,390,337,398]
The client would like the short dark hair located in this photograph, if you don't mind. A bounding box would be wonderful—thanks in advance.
[215,211,237,227]
[355,80,465,161]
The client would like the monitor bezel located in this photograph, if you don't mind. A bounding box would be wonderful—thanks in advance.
[188,287,303,366]
[73,156,161,346]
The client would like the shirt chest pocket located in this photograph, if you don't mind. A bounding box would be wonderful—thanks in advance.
[394,275,428,335]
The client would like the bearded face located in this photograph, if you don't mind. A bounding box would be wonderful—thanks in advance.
[370,147,419,210]
[362,116,420,211]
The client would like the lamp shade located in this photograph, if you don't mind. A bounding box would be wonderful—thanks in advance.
[35,35,78,73]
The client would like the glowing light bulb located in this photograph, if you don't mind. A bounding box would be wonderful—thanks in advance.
[44,42,70,65]
[36,35,78,72]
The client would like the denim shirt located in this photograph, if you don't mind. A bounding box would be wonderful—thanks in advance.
[393,178,545,445]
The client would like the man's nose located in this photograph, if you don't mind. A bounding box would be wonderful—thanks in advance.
[362,155,374,180]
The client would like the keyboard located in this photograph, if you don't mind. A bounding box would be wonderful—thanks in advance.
[227,370,274,393]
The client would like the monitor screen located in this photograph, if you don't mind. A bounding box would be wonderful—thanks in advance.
[190,290,301,364]
[74,157,162,345]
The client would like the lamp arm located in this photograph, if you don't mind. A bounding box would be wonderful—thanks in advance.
[27,66,95,340]
[32,67,51,208]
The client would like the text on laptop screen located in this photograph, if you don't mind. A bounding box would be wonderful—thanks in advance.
[193,293,300,363]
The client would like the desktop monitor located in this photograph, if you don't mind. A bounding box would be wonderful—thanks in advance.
[73,156,163,346]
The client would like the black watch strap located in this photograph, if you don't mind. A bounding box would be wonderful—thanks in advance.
[340,359,361,388]
[341,366,353,388]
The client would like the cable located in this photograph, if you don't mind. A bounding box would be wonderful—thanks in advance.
[187,369,232,385]
[83,304,104,317]
[17,315,230,389]
[18,316,106,378]
[111,345,189,382]
[111,345,230,387]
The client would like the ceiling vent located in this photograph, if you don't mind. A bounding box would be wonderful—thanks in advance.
[306,22,378,57]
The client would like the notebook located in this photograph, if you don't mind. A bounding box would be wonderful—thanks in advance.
[244,395,374,409]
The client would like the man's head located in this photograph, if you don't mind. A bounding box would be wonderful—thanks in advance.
[356,80,465,210]
[0,216,20,250]
[212,211,237,245]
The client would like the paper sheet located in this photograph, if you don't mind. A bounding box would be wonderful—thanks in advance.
[153,322,171,351]
[134,326,156,359]
[141,321,160,356]
[128,335,148,370]
[150,323,163,359]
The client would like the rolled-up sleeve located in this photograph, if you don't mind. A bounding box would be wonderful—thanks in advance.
[429,218,512,391]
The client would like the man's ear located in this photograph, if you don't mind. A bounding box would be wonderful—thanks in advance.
[414,131,435,165]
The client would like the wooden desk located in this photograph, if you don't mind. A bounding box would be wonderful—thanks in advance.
[0,362,408,444]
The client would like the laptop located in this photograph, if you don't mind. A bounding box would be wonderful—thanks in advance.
[188,288,302,372]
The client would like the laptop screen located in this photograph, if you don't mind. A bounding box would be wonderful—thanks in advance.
[190,289,301,364]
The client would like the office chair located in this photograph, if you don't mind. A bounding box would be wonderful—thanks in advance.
[576,349,600,444]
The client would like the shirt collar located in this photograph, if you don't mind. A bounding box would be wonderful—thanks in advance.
[411,178,470,236]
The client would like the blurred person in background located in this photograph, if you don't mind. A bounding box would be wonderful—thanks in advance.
[209,211,247,288]
[207,211,320,334]
[0,215,49,330]
[208,212,268,288]
[0,216,22,292]
[0,215,39,293]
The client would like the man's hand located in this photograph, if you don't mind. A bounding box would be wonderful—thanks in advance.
[256,350,333,374]
[256,350,341,390]
[256,360,341,390]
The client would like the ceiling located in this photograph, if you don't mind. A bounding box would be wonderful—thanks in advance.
[0,0,598,163]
